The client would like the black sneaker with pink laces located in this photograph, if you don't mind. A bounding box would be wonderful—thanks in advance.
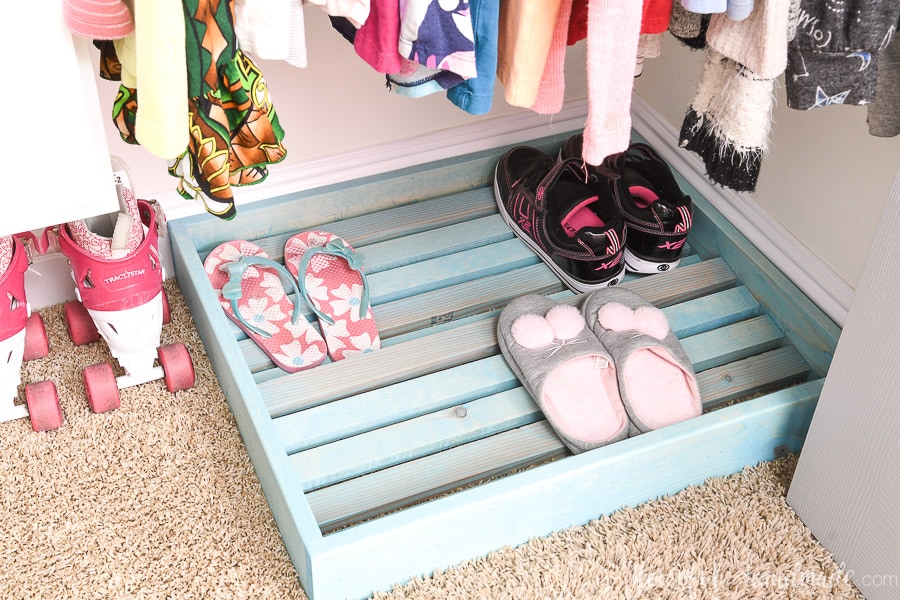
[559,134,693,274]
[493,145,627,293]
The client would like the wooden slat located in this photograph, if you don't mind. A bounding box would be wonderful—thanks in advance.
[260,318,500,417]
[367,238,539,305]
[247,187,499,264]
[309,421,565,531]
[663,286,758,338]
[275,354,518,454]
[682,316,784,372]
[273,286,765,452]
[258,258,738,417]
[181,145,524,254]
[290,388,543,491]
[288,323,802,496]
[244,254,710,375]
[698,345,810,408]
[306,376,824,532]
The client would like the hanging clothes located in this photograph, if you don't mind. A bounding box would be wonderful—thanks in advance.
[680,0,755,21]
[496,0,564,108]
[386,0,478,97]
[785,0,900,111]
[167,0,287,220]
[354,0,404,73]
[678,0,791,192]
[868,30,900,137]
[446,0,500,115]
[111,0,189,160]
[582,0,643,164]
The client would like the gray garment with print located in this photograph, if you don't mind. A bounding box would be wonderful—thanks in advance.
[786,0,900,110]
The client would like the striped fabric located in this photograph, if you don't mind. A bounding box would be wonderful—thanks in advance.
[63,0,133,40]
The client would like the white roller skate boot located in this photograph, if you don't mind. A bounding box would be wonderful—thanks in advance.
[55,163,195,413]
[0,233,62,431]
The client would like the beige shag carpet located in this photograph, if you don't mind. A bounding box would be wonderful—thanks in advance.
[1,280,862,600]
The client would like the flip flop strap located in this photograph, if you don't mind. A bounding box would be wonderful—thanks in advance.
[294,240,371,326]
[220,255,302,339]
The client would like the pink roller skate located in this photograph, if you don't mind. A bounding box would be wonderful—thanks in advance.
[55,167,195,413]
[0,233,63,431]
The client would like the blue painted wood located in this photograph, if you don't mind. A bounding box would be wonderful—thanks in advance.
[274,287,771,456]
[697,346,810,408]
[292,388,543,491]
[305,369,806,533]
[275,354,518,454]
[242,254,712,376]
[169,128,839,600]
[682,315,784,372]
[306,380,823,600]
[367,238,539,305]
[247,187,501,264]
[288,328,804,498]
[306,421,567,531]
[168,223,326,595]
[676,182,840,378]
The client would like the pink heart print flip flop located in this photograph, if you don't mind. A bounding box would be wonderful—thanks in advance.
[284,230,381,361]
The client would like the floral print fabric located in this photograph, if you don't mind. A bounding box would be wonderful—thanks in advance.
[205,240,327,372]
[284,231,382,361]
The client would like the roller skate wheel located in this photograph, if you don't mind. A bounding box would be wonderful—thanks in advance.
[83,362,121,413]
[65,301,100,346]
[23,313,50,361]
[162,289,171,325]
[158,343,195,393]
[25,380,63,431]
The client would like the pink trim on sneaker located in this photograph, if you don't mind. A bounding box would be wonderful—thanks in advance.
[560,196,606,237]
[628,185,659,208]
[284,231,381,361]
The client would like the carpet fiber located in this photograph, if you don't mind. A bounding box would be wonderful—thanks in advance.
[2,281,862,599]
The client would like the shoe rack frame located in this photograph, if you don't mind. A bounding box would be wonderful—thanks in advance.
[169,131,840,600]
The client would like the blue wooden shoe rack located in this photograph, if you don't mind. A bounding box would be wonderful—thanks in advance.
[168,131,840,600]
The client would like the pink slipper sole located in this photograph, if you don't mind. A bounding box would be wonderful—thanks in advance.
[284,230,381,361]
[205,240,327,373]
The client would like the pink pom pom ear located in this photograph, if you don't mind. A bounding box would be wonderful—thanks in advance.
[597,302,635,332]
[511,313,555,348]
[544,304,585,340]
[633,306,670,340]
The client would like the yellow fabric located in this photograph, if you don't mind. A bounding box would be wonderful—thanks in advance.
[496,0,564,107]
[114,0,188,159]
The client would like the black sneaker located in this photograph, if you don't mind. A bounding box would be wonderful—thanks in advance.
[559,135,693,274]
[493,146,626,292]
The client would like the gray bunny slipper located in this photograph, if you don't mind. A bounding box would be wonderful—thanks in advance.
[497,294,629,454]
[581,287,701,434]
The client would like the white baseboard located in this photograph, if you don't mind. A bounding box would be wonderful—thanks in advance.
[27,95,852,329]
